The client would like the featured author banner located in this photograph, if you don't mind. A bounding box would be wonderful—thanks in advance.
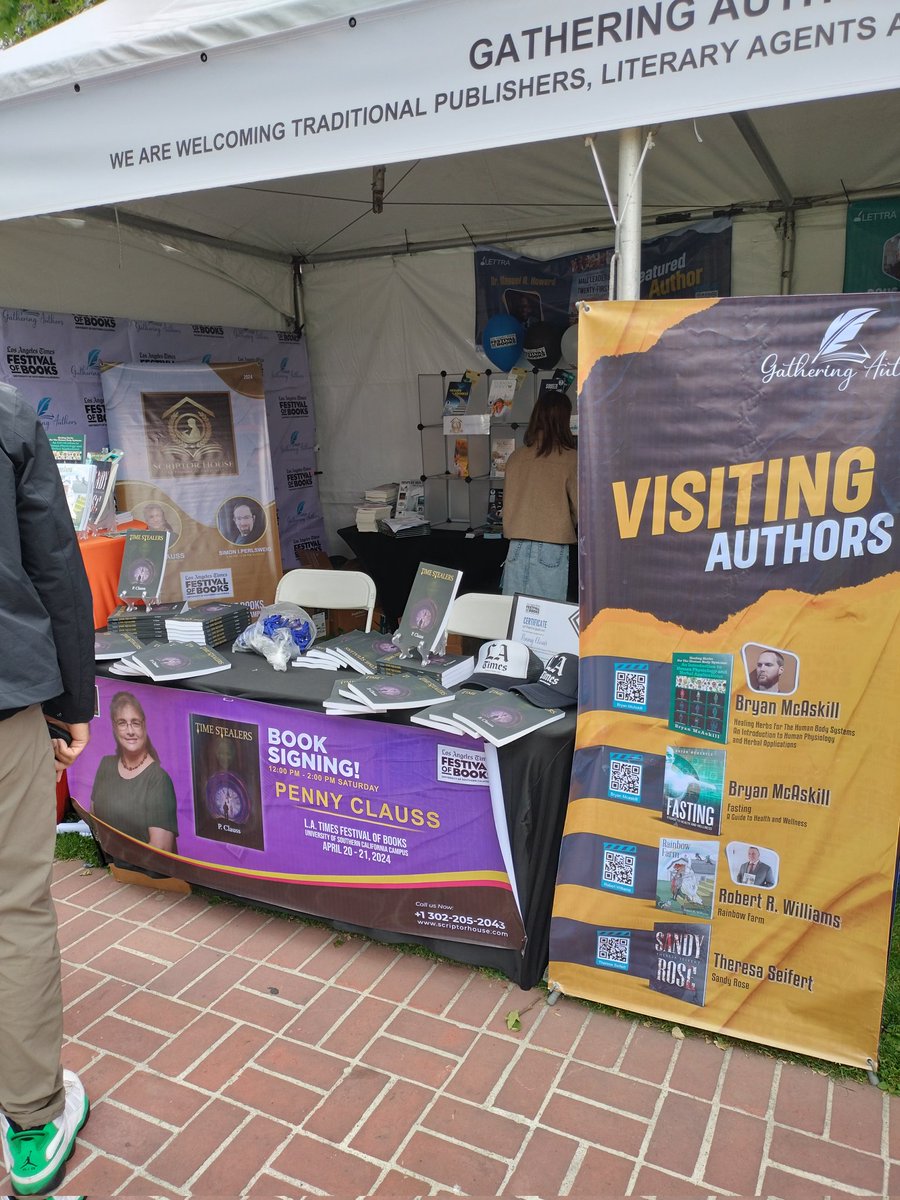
[101,360,282,606]
[549,294,900,1068]
[68,679,525,950]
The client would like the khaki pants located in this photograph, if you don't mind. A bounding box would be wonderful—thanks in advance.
[0,706,65,1127]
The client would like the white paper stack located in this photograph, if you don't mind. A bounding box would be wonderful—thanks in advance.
[364,482,399,504]
[356,502,393,531]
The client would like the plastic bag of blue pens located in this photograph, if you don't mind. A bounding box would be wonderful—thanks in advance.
[233,602,316,671]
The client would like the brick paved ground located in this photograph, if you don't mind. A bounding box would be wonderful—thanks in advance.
[2,858,896,1198]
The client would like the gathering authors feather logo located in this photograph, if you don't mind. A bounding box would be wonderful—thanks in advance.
[87,348,101,367]
[812,307,879,365]
[37,396,51,415]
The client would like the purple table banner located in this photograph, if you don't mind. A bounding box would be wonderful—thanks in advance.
[68,678,525,950]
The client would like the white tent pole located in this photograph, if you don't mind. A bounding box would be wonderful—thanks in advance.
[616,127,644,301]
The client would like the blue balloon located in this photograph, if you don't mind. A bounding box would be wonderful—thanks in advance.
[482,314,525,372]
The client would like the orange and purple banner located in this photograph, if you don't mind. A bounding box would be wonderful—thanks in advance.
[550,294,900,1068]
[68,678,525,950]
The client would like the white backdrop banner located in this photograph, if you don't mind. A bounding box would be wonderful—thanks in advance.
[0,0,894,219]
[101,360,283,606]
[0,308,326,566]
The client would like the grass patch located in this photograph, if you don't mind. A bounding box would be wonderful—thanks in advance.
[55,831,103,867]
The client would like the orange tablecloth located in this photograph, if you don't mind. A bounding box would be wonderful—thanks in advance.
[78,520,148,629]
[78,534,127,630]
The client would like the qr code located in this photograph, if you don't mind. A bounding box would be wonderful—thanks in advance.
[602,848,636,892]
[610,758,642,797]
[596,933,631,970]
[614,669,648,707]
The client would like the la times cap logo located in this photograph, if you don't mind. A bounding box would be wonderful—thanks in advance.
[760,306,899,392]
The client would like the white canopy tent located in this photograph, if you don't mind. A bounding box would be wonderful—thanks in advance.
[0,0,896,546]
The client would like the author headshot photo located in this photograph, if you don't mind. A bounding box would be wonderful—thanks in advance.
[136,499,181,546]
[218,496,266,546]
[728,842,778,889]
[742,642,799,696]
[90,692,178,856]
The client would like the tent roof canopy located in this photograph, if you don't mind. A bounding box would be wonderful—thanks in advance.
[0,0,897,264]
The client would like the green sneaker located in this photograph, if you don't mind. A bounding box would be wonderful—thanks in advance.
[0,1070,89,1196]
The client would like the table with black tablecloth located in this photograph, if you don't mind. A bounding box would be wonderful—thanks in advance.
[89,650,574,989]
[337,525,508,627]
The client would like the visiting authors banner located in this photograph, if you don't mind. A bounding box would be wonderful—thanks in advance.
[68,679,525,950]
[549,294,900,1068]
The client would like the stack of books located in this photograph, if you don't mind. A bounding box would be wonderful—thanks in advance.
[164,602,252,648]
[110,642,232,682]
[292,630,398,675]
[107,601,188,641]
[377,648,474,688]
[365,482,399,505]
[322,676,389,716]
[376,515,430,538]
[356,502,393,531]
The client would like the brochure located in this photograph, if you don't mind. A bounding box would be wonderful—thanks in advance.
[488,375,516,418]
[442,377,472,417]
[57,462,95,531]
[490,437,516,477]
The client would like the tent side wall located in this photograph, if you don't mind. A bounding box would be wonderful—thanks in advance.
[0,208,849,552]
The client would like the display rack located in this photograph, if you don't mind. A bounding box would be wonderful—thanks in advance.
[417,369,559,531]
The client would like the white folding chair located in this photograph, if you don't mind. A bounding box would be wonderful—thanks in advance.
[446,591,514,641]
[275,568,377,632]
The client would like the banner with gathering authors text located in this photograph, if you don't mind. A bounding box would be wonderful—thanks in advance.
[549,294,900,1068]
[67,678,525,950]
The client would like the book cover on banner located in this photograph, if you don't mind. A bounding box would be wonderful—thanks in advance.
[662,745,726,836]
[190,713,264,850]
[393,562,462,661]
[669,651,733,744]
[648,922,711,1007]
[117,529,171,602]
[656,837,719,920]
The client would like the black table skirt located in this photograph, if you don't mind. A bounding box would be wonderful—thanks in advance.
[99,650,575,990]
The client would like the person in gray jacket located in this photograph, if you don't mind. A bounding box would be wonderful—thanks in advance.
[0,382,94,1196]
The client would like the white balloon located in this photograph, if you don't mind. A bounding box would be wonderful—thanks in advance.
[560,323,579,368]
